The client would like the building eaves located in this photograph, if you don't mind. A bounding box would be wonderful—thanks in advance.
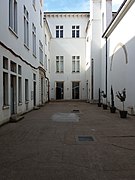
[102,0,134,38]
[44,11,90,17]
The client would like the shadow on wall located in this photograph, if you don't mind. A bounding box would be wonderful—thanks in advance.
[107,35,135,111]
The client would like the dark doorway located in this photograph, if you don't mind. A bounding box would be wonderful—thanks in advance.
[33,82,36,106]
[72,82,80,99]
[41,78,44,104]
[11,75,17,114]
[56,82,64,100]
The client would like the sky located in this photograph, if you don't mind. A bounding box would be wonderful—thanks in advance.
[44,0,124,12]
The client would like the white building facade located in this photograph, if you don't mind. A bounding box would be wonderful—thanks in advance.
[102,0,135,113]
[0,0,49,124]
[87,0,135,113]
[45,12,89,101]
[1,0,135,125]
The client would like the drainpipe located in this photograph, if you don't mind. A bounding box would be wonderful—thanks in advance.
[91,58,94,100]
[105,37,108,104]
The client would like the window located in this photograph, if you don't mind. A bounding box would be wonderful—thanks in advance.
[33,73,36,81]
[10,61,17,73]
[18,77,22,103]
[48,42,50,51]
[3,72,9,106]
[3,57,8,70]
[18,65,22,75]
[24,6,29,47]
[39,40,43,65]
[40,10,42,27]
[32,23,36,57]
[9,0,17,34]
[56,26,63,38]
[48,59,50,73]
[72,26,80,38]
[45,34,47,44]
[25,79,29,101]
[56,56,64,73]
[72,56,80,72]
[33,0,36,10]
[45,54,47,70]
[102,13,105,33]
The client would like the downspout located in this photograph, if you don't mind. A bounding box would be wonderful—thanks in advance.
[105,37,108,104]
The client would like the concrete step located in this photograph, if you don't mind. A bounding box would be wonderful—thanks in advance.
[10,114,24,122]
[33,106,40,110]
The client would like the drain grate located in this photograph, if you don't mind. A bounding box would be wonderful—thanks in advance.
[72,109,80,113]
[77,135,94,142]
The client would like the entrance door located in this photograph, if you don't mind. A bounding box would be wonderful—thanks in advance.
[86,82,89,102]
[11,75,16,114]
[72,82,80,99]
[33,82,36,106]
[41,78,44,104]
[56,82,64,100]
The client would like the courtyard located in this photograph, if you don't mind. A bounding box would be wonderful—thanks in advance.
[0,102,135,179]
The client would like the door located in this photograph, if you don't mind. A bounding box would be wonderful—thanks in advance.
[33,82,36,106]
[11,75,16,114]
[72,82,80,99]
[56,82,64,100]
[86,82,89,102]
[41,78,44,104]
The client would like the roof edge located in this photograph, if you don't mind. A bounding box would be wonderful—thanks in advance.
[102,0,130,38]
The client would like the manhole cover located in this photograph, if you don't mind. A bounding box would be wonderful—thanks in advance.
[77,135,94,142]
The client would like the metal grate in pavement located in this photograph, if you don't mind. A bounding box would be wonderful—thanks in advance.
[72,109,80,113]
[77,135,95,142]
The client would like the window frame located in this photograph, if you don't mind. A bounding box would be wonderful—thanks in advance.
[3,72,9,106]
[24,5,29,48]
[9,0,18,35]
[72,25,80,38]
[56,25,63,38]
[56,56,64,73]
[39,40,43,65]
[25,79,29,102]
[72,56,80,73]
[32,23,36,57]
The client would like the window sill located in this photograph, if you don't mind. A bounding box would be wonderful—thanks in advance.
[25,101,29,104]
[3,105,10,110]
[18,102,22,106]
[24,44,29,50]
[8,27,18,38]
[72,71,80,73]
[33,54,37,58]
[33,4,36,11]
[56,72,64,73]
[40,61,43,66]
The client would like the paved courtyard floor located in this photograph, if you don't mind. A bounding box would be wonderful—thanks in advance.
[0,102,135,180]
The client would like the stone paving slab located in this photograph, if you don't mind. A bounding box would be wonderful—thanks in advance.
[0,102,135,180]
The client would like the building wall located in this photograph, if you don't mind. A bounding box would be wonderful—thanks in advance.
[103,2,135,111]
[44,19,51,102]
[0,0,47,124]
[85,21,91,102]
[45,13,89,100]
[88,0,102,102]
